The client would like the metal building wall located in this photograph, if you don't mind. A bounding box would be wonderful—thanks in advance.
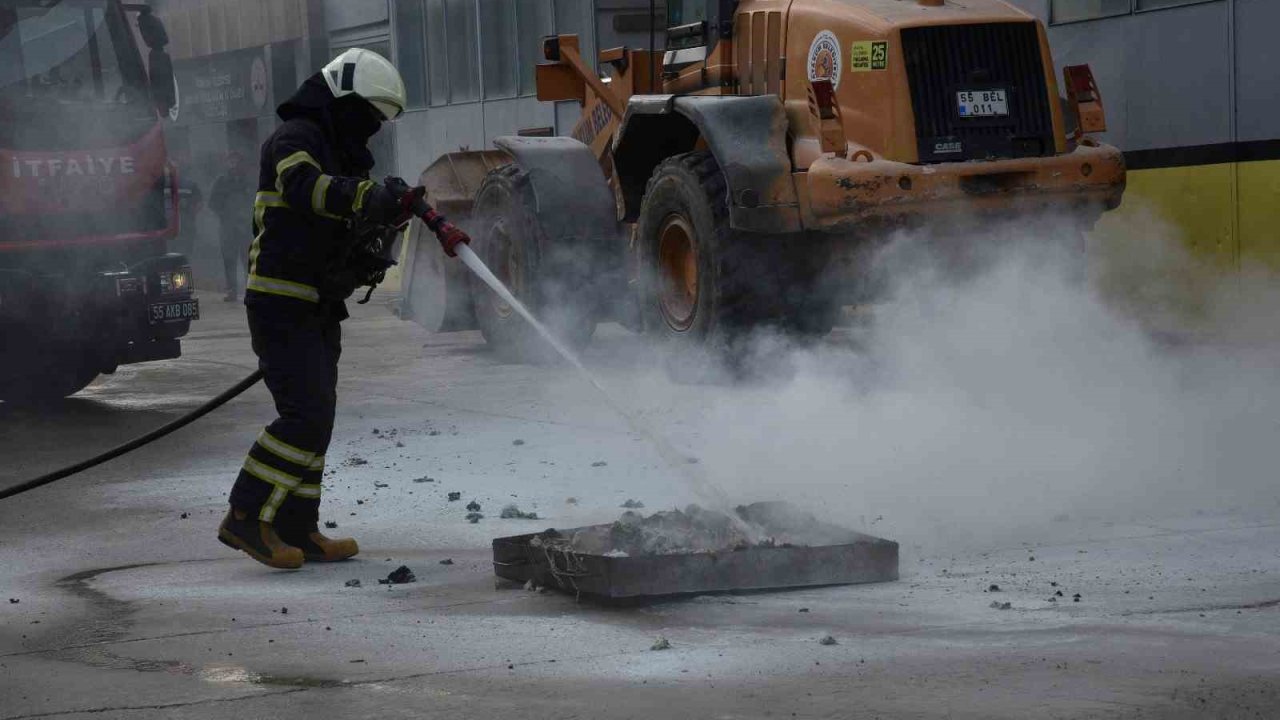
[385,1,608,183]
[1009,0,1280,272]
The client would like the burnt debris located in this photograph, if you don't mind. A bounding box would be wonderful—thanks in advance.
[379,566,416,585]
[500,504,539,520]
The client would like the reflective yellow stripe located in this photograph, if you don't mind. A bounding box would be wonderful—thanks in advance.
[246,274,320,303]
[258,431,314,467]
[307,455,326,471]
[352,179,375,213]
[248,232,263,277]
[242,457,300,490]
[255,190,288,208]
[293,484,322,499]
[259,486,289,523]
[311,174,343,220]
[249,192,287,277]
[274,151,321,181]
[275,151,323,205]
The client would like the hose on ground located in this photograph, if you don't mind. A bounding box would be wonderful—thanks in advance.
[0,370,264,502]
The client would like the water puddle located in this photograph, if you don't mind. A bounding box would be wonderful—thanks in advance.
[200,664,346,688]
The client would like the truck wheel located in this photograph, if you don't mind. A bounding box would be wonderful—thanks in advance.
[470,164,596,363]
[638,151,755,346]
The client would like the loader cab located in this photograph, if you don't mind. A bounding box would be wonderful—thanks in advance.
[663,0,736,78]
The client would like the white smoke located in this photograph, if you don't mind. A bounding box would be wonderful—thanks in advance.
[600,207,1280,554]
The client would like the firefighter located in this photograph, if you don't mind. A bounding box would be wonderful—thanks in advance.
[217,49,427,569]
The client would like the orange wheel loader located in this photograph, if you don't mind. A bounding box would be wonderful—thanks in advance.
[400,0,1125,362]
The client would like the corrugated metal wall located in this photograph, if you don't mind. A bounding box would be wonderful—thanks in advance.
[384,0,607,181]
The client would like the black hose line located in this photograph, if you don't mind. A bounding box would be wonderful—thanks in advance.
[0,370,264,502]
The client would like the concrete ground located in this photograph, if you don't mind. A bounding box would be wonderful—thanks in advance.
[1,292,1278,719]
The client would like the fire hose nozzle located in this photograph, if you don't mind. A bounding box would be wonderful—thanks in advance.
[418,204,470,258]
[385,177,471,258]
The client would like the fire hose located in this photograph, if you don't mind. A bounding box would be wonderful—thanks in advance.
[0,370,265,501]
[0,186,468,502]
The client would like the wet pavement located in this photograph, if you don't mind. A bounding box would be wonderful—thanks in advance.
[2,292,1279,719]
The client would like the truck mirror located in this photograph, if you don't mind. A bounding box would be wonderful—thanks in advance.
[133,7,178,120]
[149,49,178,120]
[135,6,169,50]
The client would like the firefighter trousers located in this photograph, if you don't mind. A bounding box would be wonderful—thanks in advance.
[229,300,341,529]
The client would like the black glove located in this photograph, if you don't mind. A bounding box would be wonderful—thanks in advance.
[361,183,406,226]
[383,176,430,218]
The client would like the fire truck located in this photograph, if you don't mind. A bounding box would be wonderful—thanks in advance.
[0,0,196,403]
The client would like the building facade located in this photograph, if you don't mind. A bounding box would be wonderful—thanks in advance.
[384,0,659,182]
[152,0,322,180]
[154,0,659,182]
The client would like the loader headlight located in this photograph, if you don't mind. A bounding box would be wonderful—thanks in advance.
[158,267,192,294]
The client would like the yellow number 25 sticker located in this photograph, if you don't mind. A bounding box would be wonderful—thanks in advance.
[850,41,889,72]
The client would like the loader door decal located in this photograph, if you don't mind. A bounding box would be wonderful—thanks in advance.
[807,31,842,90]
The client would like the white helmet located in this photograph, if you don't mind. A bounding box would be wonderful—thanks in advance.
[322,48,407,121]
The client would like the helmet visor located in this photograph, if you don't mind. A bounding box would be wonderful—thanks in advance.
[369,98,404,122]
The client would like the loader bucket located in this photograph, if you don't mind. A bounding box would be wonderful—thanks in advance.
[400,150,510,333]
[421,150,511,217]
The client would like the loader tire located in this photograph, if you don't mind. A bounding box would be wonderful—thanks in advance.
[470,164,596,363]
[638,151,756,347]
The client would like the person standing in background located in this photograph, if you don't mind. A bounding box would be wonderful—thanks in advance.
[209,151,255,301]
[169,173,203,259]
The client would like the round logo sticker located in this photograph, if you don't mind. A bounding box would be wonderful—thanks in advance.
[807,30,842,89]
[250,56,269,111]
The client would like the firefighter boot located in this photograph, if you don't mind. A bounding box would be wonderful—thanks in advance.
[217,508,305,569]
[278,524,359,562]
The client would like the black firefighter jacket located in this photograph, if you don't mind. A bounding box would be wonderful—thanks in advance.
[247,75,379,312]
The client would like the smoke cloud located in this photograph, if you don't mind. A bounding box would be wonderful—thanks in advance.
[598,207,1280,554]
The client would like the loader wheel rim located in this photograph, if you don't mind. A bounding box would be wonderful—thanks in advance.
[489,220,517,320]
[658,214,698,332]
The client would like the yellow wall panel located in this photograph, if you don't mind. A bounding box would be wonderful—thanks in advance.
[1117,164,1236,266]
[1237,160,1280,271]
[1091,164,1238,331]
